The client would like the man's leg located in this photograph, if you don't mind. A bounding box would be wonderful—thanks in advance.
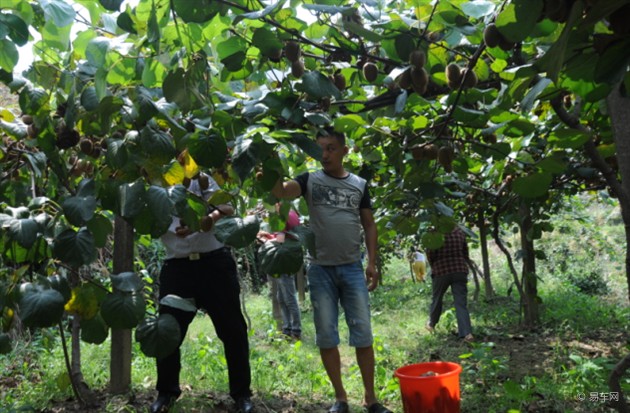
[450,272,473,338]
[428,274,451,328]
[356,346,377,406]
[320,346,347,402]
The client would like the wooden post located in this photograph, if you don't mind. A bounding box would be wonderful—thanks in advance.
[110,216,134,394]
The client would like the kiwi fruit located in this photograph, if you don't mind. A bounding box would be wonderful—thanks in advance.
[445,63,462,85]
[320,96,331,111]
[21,115,33,125]
[183,177,191,188]
[424,144,439,160]
[398,69,412,89]
[461,69,478,89]
[200,215,214,232]
[334,73,347,91]
[267,47,282,62]
[438,146,455,172]
[362,62,378,83]
[410,67,429,95]
[56,127,80,149]
[198,174,210,190]
[284,41,301,62]
[409,50,426,69]
[483,24,502,48]
[291,59,305,78]
[411,146,426,160]
[27,124,39,138]
[79,138,93,156]
[482,134,497,144]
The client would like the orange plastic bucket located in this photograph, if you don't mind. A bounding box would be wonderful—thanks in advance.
[394,361,462,413]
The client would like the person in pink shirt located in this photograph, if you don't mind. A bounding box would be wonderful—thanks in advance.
[258,207,302,340]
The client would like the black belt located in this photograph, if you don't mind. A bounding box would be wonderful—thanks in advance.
[168,247,231,261]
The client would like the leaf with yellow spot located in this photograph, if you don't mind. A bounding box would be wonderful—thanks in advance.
[163,161,185,186]
[178,149,200,178]
[64,284,100,320]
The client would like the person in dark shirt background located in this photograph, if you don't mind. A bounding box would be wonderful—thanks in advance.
[425,226,474,342]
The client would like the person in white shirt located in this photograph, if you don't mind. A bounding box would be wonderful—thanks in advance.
[150,174,254,413]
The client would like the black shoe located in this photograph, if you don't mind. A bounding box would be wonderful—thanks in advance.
[329,401,349,413]
[150,393,177,413]
[236,396,254,413]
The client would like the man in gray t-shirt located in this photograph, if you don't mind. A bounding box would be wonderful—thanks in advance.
[272,128,391,413]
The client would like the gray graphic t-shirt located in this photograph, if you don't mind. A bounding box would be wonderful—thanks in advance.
[295,170,371,265]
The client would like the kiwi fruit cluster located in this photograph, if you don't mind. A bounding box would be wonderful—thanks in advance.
[437,146,455,172]
[411,143,438,161]
[445,63,477,90]
[284,41,304,78]
[411,143,456,172]
[407,49,429,95]
[482,23,515,51]
[362,62,378,83]
[79,137,103,158]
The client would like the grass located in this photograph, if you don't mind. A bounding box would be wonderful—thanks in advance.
[2,196,630,412]
[1,256,628,412]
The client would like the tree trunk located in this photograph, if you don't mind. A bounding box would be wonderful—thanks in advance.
[609,353,630,413]
[110,216,134,394]
[71,315,97,405]
[477,213,494,298]
[519,202,539,327]
[607,85,630,303]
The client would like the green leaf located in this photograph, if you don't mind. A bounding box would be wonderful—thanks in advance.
[119,180,146,219]
[495,0,543,43]
[99,0,124,11]
[291,134,323,161]
[85,37,111,68]
[110,272,143,293]
[187,131,228,168]
[18,285,65,328]
[48,273,72,302]
[160,295,197,312]
[0,40,19,73]
[237,0,286,21]
[80,86,99,111]
[548,129,590,149]
[295,71,342,100]
[62,194,96,227]
[521,77,552,114]
[41,0,76,27]
[139,125,176,165]
[172,0,223,23]
[422,232,444,250]
[252,27,283,58]
[135,314,181,359]
[7,218,39,249]
[217,37,247,72]
[0,334,11,354]
[117,11,137,34]
[80,313,109,344]
[534,2,583,82]
[52,228,97,268]
[0,13,29,46]
[214,215,260,248]
[145,186,175,236]
[86,213,113,248]
[259,238,304,276]
[461,0,496,19]
[100,291,145,329]
[594,39,630,85]
[512,172,553,198]
[232,138,273,182]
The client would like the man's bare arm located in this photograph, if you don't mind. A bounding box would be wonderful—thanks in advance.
[272,178,302,199]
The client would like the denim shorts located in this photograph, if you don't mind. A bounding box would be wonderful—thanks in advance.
[307,261,373,348]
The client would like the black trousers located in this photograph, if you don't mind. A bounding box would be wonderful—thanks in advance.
[428,272,472,338]
[156,247,252,400]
